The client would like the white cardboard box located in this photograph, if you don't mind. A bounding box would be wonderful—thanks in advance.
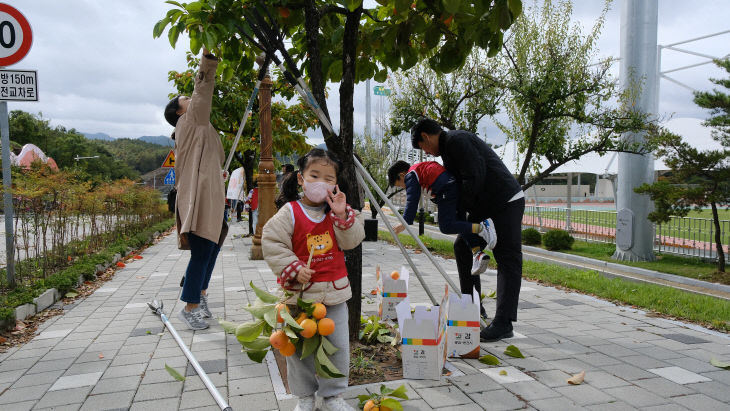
[376,265,409,321]
[395,285,449,380]
[446,288,481,358]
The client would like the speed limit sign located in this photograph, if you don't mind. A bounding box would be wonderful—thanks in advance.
[0,4,32,66]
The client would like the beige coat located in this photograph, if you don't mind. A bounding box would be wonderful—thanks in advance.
[175,55,225,248]
[262,201,365,306]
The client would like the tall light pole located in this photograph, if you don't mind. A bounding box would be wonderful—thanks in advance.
[614,0,658,262]
[250,68,274,260]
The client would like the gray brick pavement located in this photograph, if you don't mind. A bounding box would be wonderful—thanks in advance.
[0,221,728,410]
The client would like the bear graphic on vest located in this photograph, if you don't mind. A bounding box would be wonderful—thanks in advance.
[306,231,333,256]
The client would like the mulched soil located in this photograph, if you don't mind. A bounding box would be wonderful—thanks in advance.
[348,341,403,386]
[0,228,172,353]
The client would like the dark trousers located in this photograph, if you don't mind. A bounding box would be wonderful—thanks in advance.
[433,176,483,248]
[455,198,524,322]
[181,233,220,304]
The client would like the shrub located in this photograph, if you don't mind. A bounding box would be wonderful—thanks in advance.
[543,230,575,250]
[521,228,542,245]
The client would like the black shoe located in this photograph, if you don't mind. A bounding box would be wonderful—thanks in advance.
[480,320,513,342]
[480,306,489,321]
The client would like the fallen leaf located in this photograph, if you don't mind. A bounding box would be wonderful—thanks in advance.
[479,355,500,365]
[98,353,104,359]
[65,291,78,298]
[487,290,496,299]
[710,358,730,370]
[499,370,508,376]
[504,345,525,358]
[443,370,452,376]
[567,371,585,385]
[116,262,126,268]
[14,321,26,331]
[414,250,422,254]
[370,289,377,295]
[136,276,146,279]
[0,336,6,344]
[165,364,186,381]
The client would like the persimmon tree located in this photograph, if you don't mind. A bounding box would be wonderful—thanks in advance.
[155,0,521,336]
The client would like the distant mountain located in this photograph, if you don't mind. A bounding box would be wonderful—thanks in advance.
[138,135,174,147]
[82,132,114,141]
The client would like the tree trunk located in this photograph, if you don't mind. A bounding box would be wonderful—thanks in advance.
[711,201,726,272]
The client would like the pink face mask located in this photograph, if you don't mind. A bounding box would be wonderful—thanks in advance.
[302,180,335,203]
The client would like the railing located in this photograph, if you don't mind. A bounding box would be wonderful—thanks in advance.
[522,205,730,262]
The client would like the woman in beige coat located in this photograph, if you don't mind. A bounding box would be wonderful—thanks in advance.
[164,48,226,331]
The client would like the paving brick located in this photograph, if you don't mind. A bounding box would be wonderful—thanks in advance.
[400,399,435,410]
[63,360,110,376]
[641,405,691,411]
[505,381,560,401]
[529,396,584,411]
[78,389,135,411]
[228,376,274,396]
[91,375,142,395]
[447,373,502,393]
[102,363,147,379]
[129,397,180,411]
[416,385,473,408]
[603,385,668,408]
[585,401,640,410]
[468,389,528,411]
[34,386,93,409]
[600,363,656,381]
[134,381,183,401]
[34,403,83,411]
[686,380,730,403]
[179,388,229,409]
[673,393,728,410]
[555,384,617,406]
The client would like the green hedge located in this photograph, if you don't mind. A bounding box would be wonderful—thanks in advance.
[0,218,174,323]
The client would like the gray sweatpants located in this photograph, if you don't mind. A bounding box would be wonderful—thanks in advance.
[287,302,349,398]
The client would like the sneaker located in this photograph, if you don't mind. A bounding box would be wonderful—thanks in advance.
[177,307,209,330]
[478,218,497,250]
[323,396,355,411]
[199,293,212,318]
[293,395,315,411]
[471,251,490,276]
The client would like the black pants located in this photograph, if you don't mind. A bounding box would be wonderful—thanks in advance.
[455,198,524,322]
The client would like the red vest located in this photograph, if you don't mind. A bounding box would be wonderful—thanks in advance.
[290,201,347,283]
[250,188,259,210]
[408,162,445,190]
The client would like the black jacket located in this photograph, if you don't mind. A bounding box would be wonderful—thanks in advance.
[439,130,522,220]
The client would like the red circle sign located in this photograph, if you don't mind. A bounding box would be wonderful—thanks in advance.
[0,4,32,66]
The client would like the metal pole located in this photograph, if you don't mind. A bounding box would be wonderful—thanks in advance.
[1,101,14,287]
[365,79,371,137]
[418,150,425,236]
[615,0,657,261]
[148,301,231,411]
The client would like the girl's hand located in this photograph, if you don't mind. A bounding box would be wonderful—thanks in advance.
[393,224,405,234]
[296,266,315,284]
[326,185,347,219]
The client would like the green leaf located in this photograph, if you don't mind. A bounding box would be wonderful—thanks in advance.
[283,325,299,341]
[165,0,184,8]
[246,349,268,363]
[497,2,513,30]
[499,369,508,375]
[380,384,394,395]
[222,66,234,82]
[165,364,186,381]
[424,25,441,49]
[300,335,319,360]
[297,298,314,315]
[250,281,280,304]
[168,25,180,48]
[218,319,237,334]
[64,291,78,298]
[346,0,363,12]
[389,384,409,399]
[316,343,345,378]
[241,336,271,351]
[377,335,395,344]
[235,320,265,343]
[479,354,501,365]
[279,308,304,331]
[508,0,522,18]
[380,398,404,411]
[395,0,410,13]
[374,69,388,83]
[328,60,343,82]
[711,358,730,370]
[244,301,276,319]
[153,18,170,39]
[357,394,372,403]
[504,345,525,358]
[190,33,202,55]
[321,336,339,356]
[442,0,461,15]
[487,290,496,299]
[263,307,278,328]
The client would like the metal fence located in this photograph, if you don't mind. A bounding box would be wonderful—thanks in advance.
[522,205,730,262]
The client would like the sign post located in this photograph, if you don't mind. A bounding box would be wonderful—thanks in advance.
[0,4,34,287]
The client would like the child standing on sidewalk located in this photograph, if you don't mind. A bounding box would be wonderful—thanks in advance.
[262,148,364,411]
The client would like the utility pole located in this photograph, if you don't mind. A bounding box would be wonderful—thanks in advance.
[365,79,371,137]
[250,72,274,260]
[614,0,657,262]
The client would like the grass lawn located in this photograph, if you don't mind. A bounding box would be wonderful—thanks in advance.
[524,207,730,244]
[378,230,730,332]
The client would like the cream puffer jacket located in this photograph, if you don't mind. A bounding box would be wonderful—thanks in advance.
[261,201,365,306]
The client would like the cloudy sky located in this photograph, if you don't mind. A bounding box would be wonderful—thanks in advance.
[6,0,730,148]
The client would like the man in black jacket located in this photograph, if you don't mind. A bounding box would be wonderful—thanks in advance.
[411,118,525,341]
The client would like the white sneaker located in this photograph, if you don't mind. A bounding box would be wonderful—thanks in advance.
[177,308,209,330]
[471,251,491,276]
[293,395,315,411]
[478,218,497,250]
[323,396,355,411]
[199,293,212,318]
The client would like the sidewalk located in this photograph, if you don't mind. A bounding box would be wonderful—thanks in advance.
[0,221,729,410]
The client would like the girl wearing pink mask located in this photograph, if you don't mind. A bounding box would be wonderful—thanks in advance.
[262,148,364,411]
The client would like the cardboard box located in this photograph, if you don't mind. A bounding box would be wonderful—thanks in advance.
[395,285,449,380]
[376,265,409,321]
[446,288,481,358]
